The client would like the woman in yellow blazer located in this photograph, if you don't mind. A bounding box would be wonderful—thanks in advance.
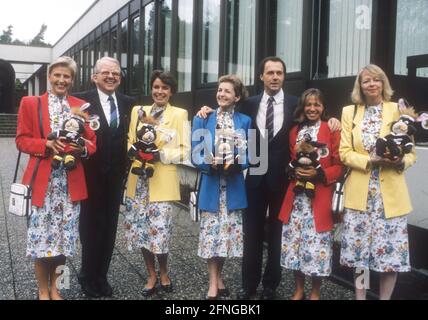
[339,64,416,300]
[124,70,190,297]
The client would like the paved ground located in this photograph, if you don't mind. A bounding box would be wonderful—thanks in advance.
[0,137,355,300]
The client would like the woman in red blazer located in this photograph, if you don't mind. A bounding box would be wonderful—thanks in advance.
[278,88,343,300]
[15,56,96,300]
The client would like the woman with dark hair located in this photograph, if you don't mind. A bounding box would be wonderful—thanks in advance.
[278,88,343,300]
[16,56,97,299]
[191,74,251,299]
[124,70,190,297]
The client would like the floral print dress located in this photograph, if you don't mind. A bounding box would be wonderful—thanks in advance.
[26,93,81,259]
[340,104,410,272]
[280,121,333,276]
[197,109,244,259]
[124,106,174,254]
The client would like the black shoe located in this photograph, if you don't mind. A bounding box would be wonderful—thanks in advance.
[142,280,158,297]
[218,288,230,298]
[236,288,256,300]
[160,279,173,293]
[205,294,218,300]
[260,287,276,300]
[80,280,102,298]
[97,279,113,297]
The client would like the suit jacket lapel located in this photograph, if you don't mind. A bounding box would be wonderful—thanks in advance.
[40,93,51,137]
[90,89,109,130]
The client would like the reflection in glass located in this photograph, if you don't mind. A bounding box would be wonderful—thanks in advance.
[177,0,193,92]
[226,0,255,85]
[276,0,303,73]
[120,19,128,71]
[111,28,118,59]
[328,0,372,77]
[130,16,141,92]
[395,0,428,77]
[143,2,155,95]
[160,0,173,71]
[101,33,109,57]
[201,0,221,84]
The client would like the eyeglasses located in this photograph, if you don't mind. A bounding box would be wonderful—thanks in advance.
[98,71,121,78]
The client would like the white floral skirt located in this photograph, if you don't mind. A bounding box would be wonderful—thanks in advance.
[198,187,243,259]
[340,170,410,272]
[26,168,80,259]
[281,194,332,276]
[124,176,173,254]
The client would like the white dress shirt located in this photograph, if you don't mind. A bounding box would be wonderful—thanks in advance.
[256,89,284,138]
[97,89,120,126]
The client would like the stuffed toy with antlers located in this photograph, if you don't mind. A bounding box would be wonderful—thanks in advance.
[375,99,418,160]
[288,134,326,198]
[47,102,96,171]
[128,108,163,178]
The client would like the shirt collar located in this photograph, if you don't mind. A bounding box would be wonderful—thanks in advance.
[262,89,284,104]
[97,89,116,103]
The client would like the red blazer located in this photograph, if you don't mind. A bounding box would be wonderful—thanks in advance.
[15,93,97,207]
[278,122,343,232]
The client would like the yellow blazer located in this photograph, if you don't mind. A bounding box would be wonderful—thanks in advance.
[126,104,190,202]
[339,102,416,218]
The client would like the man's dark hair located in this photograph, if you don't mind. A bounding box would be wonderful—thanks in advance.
[258,56,287,76]
[150,70,178,94]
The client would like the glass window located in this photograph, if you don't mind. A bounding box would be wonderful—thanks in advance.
[101,33,109,57]
[120,19,128,72]
[226,0,256,85]
[200,0,221,84]
[177,0,194,92]
[130,15,141,92]
[327,0,372,78]
[395,0,428,77]
[275,0,303,73]
[95,38,102,60]
[111,28,118,59]
[143,2,155,95]
[160,0,173,71]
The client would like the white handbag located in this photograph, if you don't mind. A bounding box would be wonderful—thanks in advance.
[9,183,32,217]
[189,173,201,222]
[9,97,43,218]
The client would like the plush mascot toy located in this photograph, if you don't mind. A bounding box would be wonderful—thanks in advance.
[47,103,95,170]
[214,126,247,175]
[376,99,418,160]
[288,134,325,198]
[128,108,163,178]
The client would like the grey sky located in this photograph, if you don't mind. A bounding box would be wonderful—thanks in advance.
[0,0,95,44]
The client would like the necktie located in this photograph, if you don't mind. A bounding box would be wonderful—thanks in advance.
[265,96,275,142]
[108,95,118,129]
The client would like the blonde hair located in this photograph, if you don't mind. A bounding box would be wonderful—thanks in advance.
[351,64,394,105]
[218,74,249,101]
[48,56,77,79]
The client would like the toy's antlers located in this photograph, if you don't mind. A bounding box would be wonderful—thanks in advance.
[138,108,147,122]
[80,102,91,111]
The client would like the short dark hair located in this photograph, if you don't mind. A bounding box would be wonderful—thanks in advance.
[150,70,178,94]
[293,88,328,124]
[258,56,287,76]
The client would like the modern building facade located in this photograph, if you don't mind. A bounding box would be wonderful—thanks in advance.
[50,0,427,121]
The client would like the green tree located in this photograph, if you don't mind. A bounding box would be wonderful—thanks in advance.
[29,24,51,47]
[0,25,13,44]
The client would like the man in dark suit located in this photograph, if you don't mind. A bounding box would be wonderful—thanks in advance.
[238,57,298,299]
[74,57,135,298]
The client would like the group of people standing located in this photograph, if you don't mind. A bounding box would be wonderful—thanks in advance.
[15,54,416,300]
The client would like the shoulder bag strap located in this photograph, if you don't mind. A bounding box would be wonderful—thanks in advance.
[13,97,44,185]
